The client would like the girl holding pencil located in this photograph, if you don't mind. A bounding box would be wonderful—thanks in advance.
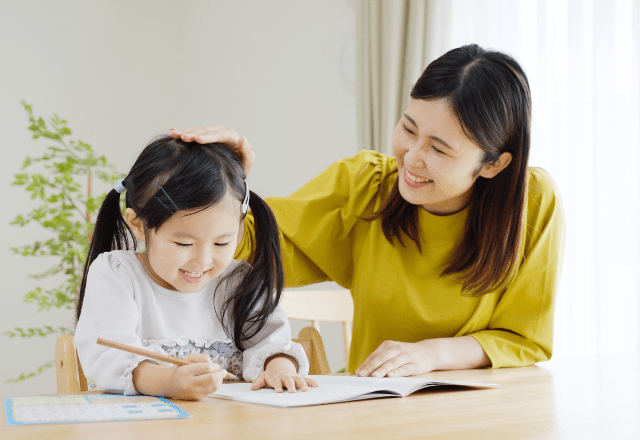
[74,136,317,400]
[171,44,565,377]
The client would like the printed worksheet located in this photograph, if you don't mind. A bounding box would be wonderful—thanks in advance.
[4,394,190,425]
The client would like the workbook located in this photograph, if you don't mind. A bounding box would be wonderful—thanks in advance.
[210,375,499,408]
[4,394,190,425]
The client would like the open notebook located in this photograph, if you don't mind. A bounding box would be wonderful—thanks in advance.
[210,375,499,408]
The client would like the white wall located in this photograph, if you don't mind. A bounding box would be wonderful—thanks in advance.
[0,0,356,398]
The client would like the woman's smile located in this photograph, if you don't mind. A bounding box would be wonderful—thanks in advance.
[404,168,433,188]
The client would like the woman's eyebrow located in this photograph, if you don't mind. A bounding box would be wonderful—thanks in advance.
[430,136,455,152]
[403,113,418,127]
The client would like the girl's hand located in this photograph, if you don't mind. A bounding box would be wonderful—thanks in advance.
[355,340,436,378]
[250,354,319,393]
[165,353,228,401]
[169,126,255,176]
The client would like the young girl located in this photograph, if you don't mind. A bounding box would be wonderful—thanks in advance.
[74,136,316,400]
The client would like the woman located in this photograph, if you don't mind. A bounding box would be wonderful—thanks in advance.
[170,44,565,378]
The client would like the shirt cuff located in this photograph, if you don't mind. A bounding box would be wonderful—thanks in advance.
[243,341,310,382]
[122,355,162,395]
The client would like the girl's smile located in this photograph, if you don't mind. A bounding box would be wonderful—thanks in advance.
[179,269,211,284]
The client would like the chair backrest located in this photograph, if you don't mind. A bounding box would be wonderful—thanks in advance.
[55,334,88,394]
[279,288,354,369]
[54,326,330,394]
[293,326,331,375]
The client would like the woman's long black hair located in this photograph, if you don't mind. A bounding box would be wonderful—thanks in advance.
[368,44,531,295]
[76,135,283,350]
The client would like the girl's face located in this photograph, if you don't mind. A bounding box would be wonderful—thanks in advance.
[392,98,488,215]
[131,194,241,293]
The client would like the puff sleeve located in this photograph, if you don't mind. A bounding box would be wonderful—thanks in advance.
[74,254,166,395]
[235,150,392,288]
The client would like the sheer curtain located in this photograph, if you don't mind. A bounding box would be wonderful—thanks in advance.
[358,0,640,359]
[356,0,452,154]
[439,0,640,359]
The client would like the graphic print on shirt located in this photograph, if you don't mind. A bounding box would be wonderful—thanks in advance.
[142,338,243,379]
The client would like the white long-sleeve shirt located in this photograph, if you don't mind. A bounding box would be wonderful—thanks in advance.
[75,250,308,395]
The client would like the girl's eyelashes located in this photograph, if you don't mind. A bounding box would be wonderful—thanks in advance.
[432,146,445,154]
[402,124,415,135]
[175,242,230,247]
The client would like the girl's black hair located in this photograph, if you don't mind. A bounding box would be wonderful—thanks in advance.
[76,136,283,351]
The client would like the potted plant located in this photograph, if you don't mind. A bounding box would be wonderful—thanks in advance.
[5,102,123,382]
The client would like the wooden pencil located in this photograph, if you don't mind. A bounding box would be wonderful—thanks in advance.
[96,338,238,380]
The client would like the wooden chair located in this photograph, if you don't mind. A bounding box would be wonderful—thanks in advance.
[279,288,354,369]
[55,334,88,394]
[55,326,330,394]
[292,326,331,376]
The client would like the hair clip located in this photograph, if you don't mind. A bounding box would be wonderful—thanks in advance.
[157,184,180,214]
[242,178,250,215]
[113,179,126,194]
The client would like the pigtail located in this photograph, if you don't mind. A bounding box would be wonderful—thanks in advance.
[76,187,136,322]
[222,190,284,351]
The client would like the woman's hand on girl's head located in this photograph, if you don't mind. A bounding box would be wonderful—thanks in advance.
[169,126,255,176]
[250,354,319,393]
[165,353,228,401]
[355,340,437,378]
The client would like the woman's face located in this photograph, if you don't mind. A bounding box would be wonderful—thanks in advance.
[392,98,487,215]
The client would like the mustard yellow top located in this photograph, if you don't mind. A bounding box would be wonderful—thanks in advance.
[235,151,565,372]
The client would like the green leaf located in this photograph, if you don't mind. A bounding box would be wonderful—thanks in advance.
[5,360,55,383]
[24,287,42,302]
[3,325,69,339]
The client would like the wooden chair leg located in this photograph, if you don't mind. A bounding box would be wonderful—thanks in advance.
[77,352,88,392]
[342,322,351,369]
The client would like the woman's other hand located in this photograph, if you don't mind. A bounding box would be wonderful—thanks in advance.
[355,340,437,378]
[170,126,255,176]
[355,336,491,378]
